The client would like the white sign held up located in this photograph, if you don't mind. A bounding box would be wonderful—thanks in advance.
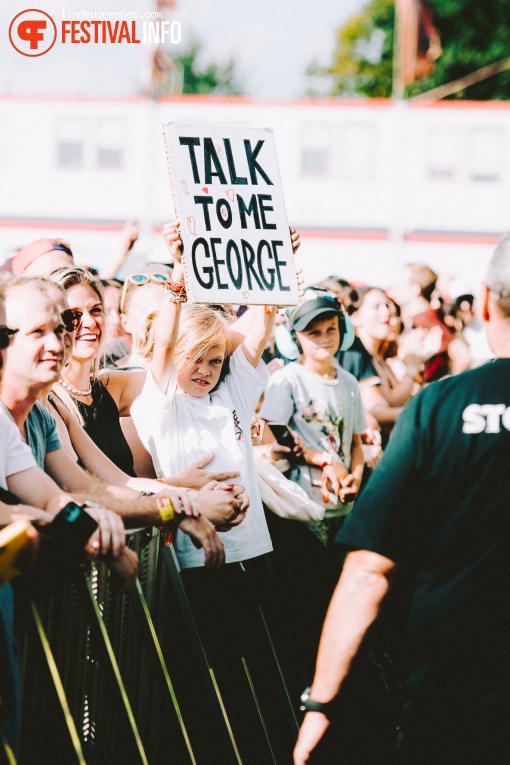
[163,122,299,305]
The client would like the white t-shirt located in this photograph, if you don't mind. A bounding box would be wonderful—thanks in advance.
[259,361,367,516]
[0,404,37,490]
[131,347,273,568]
[260,361,366,468]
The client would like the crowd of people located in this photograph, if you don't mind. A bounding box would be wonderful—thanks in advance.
[0,221,505,764]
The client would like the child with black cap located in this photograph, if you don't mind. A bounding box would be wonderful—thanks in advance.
[259,289,366,547]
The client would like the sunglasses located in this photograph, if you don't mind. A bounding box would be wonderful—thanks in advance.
[61,308,83,332]
[119,273,168,313]
[0,326,18,350]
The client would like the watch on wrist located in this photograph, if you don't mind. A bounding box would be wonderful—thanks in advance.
[300,687,335,718]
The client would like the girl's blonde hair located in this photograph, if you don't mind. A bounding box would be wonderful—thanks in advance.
[137,304,159,362]
[49,266,105,379]
[174,304,234,386]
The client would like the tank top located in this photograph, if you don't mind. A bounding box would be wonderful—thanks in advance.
[73,379,135,476]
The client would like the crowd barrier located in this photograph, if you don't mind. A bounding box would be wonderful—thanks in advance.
[13,523,319,765]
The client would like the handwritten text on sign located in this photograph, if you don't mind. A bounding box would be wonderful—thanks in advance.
[164,123,299,305]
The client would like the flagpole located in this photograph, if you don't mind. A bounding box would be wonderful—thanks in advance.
[392,0,405,101]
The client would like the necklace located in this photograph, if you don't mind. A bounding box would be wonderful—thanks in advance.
[59,378,92,397]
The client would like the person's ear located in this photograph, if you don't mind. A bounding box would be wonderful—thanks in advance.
[119,312,130,334]
[480,284,491,323]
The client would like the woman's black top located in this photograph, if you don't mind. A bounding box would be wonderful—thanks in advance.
[73,379,135,476]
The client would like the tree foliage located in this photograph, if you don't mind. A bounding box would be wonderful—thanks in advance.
[175,41,244,96]
[314,0,510,99]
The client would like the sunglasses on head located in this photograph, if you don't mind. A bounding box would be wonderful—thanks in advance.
[119,273,168,313]
[61,308,83,332]
[0,326,18,350]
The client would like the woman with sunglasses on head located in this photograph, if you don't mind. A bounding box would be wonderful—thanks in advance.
[48,267,143,475]
[113,271,168,368]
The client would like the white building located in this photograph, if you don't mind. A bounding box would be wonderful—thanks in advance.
[1,94,509,290]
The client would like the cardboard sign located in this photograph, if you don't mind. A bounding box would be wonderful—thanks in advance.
[163,122,299,305]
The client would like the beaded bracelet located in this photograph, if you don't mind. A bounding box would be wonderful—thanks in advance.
[166,278,187,304]
[165,278,186,293]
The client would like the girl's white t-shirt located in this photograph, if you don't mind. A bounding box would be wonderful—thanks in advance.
[131,347,273,568]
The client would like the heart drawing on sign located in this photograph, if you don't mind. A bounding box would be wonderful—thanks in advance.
[201,187,209,193]
[217,145,224,159]
[186,216,197,236]
[242,291,249,300]
[225,188,235,202]
[180,180,190,195]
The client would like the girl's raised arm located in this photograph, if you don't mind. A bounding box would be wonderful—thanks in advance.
[232,305,278,368]
[150,222,184,393]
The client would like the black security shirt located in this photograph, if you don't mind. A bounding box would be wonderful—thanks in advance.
[339,359,510,731]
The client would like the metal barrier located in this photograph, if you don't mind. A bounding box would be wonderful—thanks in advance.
[14,525,309,765]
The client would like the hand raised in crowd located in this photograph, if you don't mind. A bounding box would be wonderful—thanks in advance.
[195,481,249,528]
[107,546,140,593]
[179,515,225,573]
[399,325,442,365]
[163,220,302,267]
[155,486,201,518]
[289,227,301,254]
[120,219,139,253]
[162,221,183,262]
[166,452,240,490]
[162,220,304,305]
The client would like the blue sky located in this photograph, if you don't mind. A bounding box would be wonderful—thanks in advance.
[1,0,364,99]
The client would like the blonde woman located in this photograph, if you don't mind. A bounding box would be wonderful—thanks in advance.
[49,267,145,474]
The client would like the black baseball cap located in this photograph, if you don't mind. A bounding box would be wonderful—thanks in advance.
[289,294,342,332]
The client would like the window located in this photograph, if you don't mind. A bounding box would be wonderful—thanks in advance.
[469,128,504,182]
[96,118,124,170]
[426,126,460,181]
[335,122,376,180]
[56,117,84,169]
[301,125,331,177]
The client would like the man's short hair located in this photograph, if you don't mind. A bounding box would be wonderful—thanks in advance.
[486,233,510,317]
[406,263,438,302]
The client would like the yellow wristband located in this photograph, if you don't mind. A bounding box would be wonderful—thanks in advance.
[156,497,175,524]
